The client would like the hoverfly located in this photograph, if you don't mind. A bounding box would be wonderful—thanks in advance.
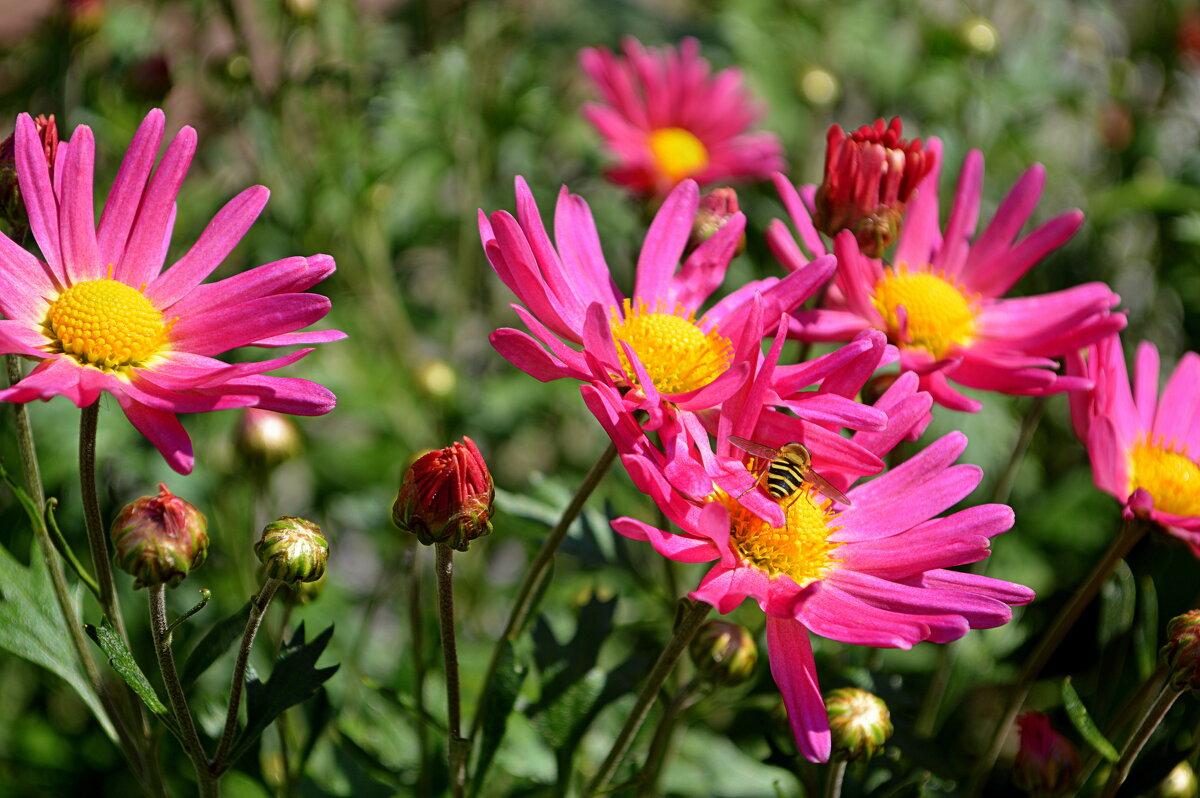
[727,435,853,507]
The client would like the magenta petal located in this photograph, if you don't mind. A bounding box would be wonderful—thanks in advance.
[671,211,745,310]
[116,126,197,287]
[97,109,166,267]
[1154,351,1199,448]
[0,357,103,407]
[918,569,1035,607]
[1133,341,1160,432]
[0,319,52,357]
[766,617,830,763]
[798,582,929,648]
[634,180,698,301]
[163,254,336,318]
[169,293,332,356]
[252,329,347,347]
[15,114,64,282]
[826,571,973,642]
[932,149,983,277]
[0,233,56,321]
[117,399,194,474]
[490,328,575,382]
[610,517,719,562]
[58,125,103,283]
[214,374,337,416]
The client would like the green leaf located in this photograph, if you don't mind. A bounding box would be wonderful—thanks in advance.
[1098,559,1136,648]
[470,638,527,797]
[227,622,339,767]
[180,600,251,687]
[84,618,167,715]
[0,538,115,741]
[1061,677,1118,762]
[1135,574,1159,679]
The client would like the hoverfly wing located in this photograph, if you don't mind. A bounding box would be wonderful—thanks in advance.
[727,435,780,460]
[801,468,854,507]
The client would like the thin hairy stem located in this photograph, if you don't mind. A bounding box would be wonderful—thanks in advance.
[823,760,848,798]
[437,544,468,798]
[79,403,130,643]
[1103,683,1182,798]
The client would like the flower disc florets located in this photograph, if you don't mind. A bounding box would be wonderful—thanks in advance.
[393,436,495,551]
[110,484,208,589]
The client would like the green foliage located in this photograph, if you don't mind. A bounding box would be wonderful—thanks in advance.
[83,618,167,716]
[1062,677,1119,763]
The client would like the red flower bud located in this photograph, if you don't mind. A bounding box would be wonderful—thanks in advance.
[1013,712,1081,797]
[392,436,494,551]
[690,187,745,255]
[814,117,935,258]
[110,484,209,589]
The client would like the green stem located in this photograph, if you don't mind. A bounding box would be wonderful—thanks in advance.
[969,517,1150,796]
[1079,662,1169,788]
[212,577,283,773]
[468,443,617,748]
[45,497,100,598]
[582,599,711,797]
[436,544,468,798]
[149,585,217,797]
[407,545,431,796]
[635,677,701,798]
[79,402,130,644]
[1103,683,1183,798]
[823,761,848,798]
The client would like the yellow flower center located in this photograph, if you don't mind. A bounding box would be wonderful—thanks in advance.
[648,127,709,183]
[45,279,170,371]
[1129,438,1200,517]
[609,298,732,395]
[714,485,842,588]
[872,265,978,358]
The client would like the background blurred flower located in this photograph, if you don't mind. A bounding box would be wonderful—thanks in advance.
[0,109,344,473]
[579,37,784,197]
[772,138,1126,411]
[1013,712,1080,797]
[1068,337,1200,552]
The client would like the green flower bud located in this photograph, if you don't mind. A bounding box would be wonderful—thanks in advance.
[255,517,328,584]
[1014,712,1081,797]
[689,621,758,686]
[1155,762,1199,798]
[236,408,302,469]
[825,687,892,762]
[1162,609,1200,692]
[392,436,494,551]
[110,484,208,589]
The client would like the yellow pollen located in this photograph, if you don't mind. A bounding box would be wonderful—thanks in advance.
[45,279,169,371]
[647,127,710,183]
[872,265,978,358]
[714,486,842,587]
[609,298,732,395]
[1129,438,1200,517]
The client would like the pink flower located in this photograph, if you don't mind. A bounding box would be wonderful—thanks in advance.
[1013,713,1080,797]
[481,176,835,440]
[0,110,344,474]
[579,37,784,197]
[587,369,1032,762]
[771,138,1126,411]
[1067,336,1200,551]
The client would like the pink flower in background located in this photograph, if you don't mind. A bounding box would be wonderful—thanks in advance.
[587,354,1029,762]
[0,110,344,474]
[1067,336,1200,551]
[580,37,784,196]
[481,177,834,437]
[771,138,1126,411]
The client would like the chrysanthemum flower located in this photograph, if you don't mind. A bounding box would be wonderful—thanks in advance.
[587,369,1032,761]
[579,37,785,196]
[0,110,343,474]
[1067,336,1200,551]
[771,138,1126,411]
[482,176,835,443]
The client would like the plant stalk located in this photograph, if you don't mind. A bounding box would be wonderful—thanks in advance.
[823,761,848,798]
[436,544,468,798]
[1103,683,1183,798]
[79,402,130,644]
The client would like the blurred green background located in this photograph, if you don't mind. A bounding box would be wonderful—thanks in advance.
[0,0,1198,795]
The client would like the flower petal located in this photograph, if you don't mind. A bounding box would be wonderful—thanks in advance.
[766,617,830,763]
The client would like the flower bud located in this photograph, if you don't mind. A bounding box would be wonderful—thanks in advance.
[0,114,57,239]
[392,436,494,551]
[1013,712,1081,797]
[814,117,935,258]
[255,517,328,584]
[1162,609,1200,692]
[825,687,892,761]
[236,408,302,469]
[110,484,208,589]
[688,621,758,686]
[1155,762,1199,798]
[689,187,745,255]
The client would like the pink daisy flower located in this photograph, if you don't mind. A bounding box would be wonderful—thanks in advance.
[481,176,834,443]
[1067,336,1200,551]
[771,138,1126,411]
[586,369,1033,762]
[0,110,344,474]
[579,37,785,197]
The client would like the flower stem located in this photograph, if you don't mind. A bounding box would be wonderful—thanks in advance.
[436,544,468,798]
[149,584,217,797]
[634,677,702,798]
[1103,683,1183,798]
[823,761,848,798]
[970,517,1150,796]
[582,598,711,798]
[468,443,617,749]
[212,577,283,773]
[407,545,432,795]
[79,402,131,644]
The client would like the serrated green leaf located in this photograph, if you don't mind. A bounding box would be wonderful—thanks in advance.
[1061,677,1118,762]
[1099,559,1136,648]
[470,638,527,797]
[531,668,606,750]
[84,618,167,715]
[0,539,115,741]
[180,600,251,687]
[226,622,339,768]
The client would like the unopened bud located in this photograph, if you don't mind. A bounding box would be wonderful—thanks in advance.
[0,114,57,238]
[255,517,328,584]
[111,484,208,589]
[1155,762,1199,798]
[236,408,302,469]
[825,687,892,761]
[690,188,745,255]
[689,621,758,686]
[392,436,494,551]
[1013,712,1081,797]
[1162,609,1200,692]
[814,117,935,258]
